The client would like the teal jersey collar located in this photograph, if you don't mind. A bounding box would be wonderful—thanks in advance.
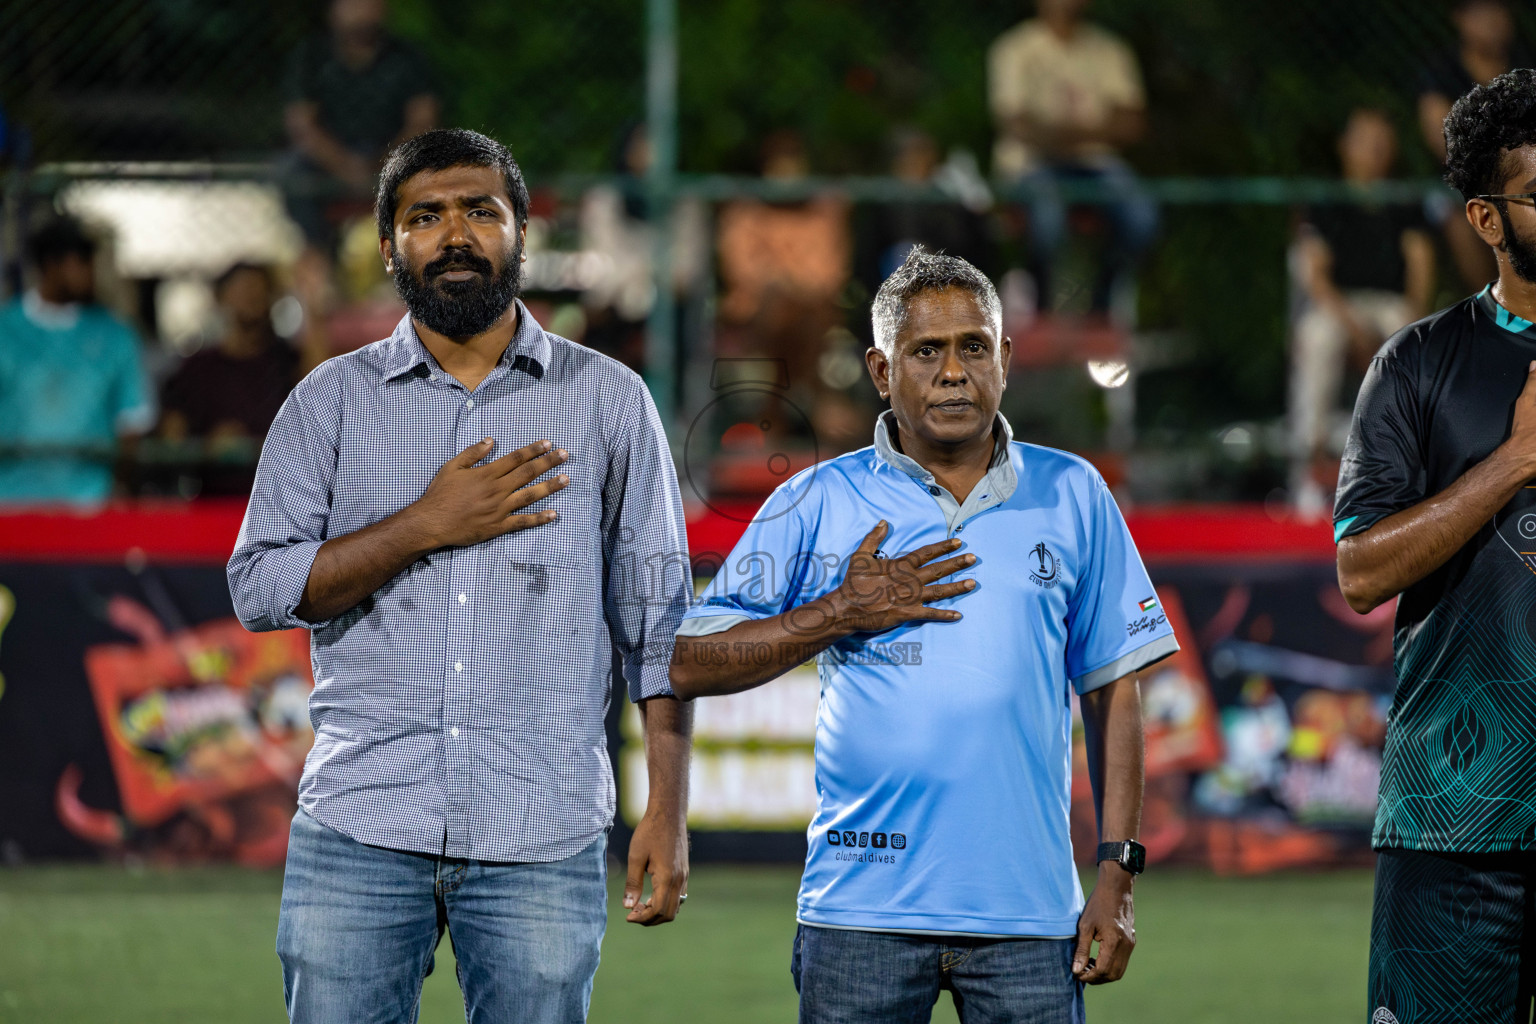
[1477,284,1536,337]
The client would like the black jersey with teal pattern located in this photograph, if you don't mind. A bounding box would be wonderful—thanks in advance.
[1336,287,1536,853]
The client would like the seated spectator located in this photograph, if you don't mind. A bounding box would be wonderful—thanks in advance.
[281,0,439,350]
[159,264,299,495]
[715,130,851,394]
[857,127,994,287]
[579,122,708,374]
[1416,0,1524,291]
[711,132,856,472]
[988,0,1155,319]
[1290,108,1434,514]
[0,216,154,505]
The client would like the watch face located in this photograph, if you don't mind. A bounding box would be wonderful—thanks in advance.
[1125,841,1146,874]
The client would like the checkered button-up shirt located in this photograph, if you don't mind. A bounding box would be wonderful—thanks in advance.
[228,304,689,862]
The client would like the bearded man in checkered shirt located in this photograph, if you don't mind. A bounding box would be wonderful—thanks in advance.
[229,128,692,1024]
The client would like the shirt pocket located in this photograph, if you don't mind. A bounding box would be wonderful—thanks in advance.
[503,506,599,577]
[496,456,601,570]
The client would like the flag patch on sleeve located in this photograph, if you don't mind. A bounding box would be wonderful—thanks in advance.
[1138,597,1158,612]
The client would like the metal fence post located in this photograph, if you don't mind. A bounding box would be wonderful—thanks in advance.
[645,0,678,434]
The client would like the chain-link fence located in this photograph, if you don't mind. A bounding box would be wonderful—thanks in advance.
[0,0,1522,505]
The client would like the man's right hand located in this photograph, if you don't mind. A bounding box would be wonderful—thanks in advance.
[824,520,977,634]
[409,437,569,550]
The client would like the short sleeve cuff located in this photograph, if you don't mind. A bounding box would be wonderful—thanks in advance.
[1072,632,1179,695]
[235,539,329,632]
[677,612,754,637]
[1333,513,1386,543]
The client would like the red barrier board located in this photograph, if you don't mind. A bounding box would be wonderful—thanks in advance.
[0,500,1337,564]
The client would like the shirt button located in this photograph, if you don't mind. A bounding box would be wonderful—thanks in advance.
[465,398,475,409]
[454,661,463,673]
[428,373,437,381]
[458,593,467,604]
[450,726,460,738]
[928,485,940,496]
[957,524,965,532]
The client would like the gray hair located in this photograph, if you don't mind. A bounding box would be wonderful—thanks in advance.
[870,246,1003,357]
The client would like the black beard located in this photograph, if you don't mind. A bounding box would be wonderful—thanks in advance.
[1497,203,1536,284]
[391,239,523,339]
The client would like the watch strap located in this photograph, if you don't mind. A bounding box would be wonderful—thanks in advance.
[1096,840,1145,874]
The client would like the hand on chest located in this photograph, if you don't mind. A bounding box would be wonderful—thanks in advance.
[330,390,604,561]
[854,512,1076,615]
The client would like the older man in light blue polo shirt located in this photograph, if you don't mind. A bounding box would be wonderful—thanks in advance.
[671,247,1175,1023]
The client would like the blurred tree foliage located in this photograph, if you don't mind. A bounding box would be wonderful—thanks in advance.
[388,0,645,174]
[385,0,1524,178]
[0,0,314,158]
[8,0,1505,175]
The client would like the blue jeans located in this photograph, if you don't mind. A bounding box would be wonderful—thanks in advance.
[792,924,1085,1024]
[276,809,607,1024]
[1016,159,1158,312]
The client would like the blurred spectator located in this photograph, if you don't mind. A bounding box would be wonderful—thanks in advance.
[856,127,994,288]
[1417,0,1523,290]
[0,216,153,505]
[281,0,439,349]
[1289,109,1434,514]
[578,122,708,372]
[158,264,300,495]
[988,0,1155,318]
[715,130,851,394]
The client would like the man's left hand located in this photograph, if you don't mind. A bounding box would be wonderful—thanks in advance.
[623,804,688,926]
[1072,865,1136,984]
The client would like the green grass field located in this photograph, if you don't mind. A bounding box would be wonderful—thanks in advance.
[0,864,1372,1023]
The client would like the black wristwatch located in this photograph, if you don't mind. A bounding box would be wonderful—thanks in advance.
[1096,840,1146,875]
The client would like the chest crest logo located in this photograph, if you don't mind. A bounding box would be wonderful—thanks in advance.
[1494,510,1536,577]
[1028,541,1060,589]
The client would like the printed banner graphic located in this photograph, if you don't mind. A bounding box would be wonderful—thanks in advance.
[1,558,1386,870]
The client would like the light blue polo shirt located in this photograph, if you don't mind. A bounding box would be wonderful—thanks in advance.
[680,412,1177,937]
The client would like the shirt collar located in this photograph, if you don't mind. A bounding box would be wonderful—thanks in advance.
[21,289,82,331]
[1477,284,1536,338]
[381,299,552,382]
[873,408,1015,483]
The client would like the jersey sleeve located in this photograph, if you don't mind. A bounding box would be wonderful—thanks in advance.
[1065,474,1178,694]
[1334,350,1424,543]
[678,477,817,637]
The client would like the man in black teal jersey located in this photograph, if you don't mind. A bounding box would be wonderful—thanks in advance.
[1337,69,1536,1024]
